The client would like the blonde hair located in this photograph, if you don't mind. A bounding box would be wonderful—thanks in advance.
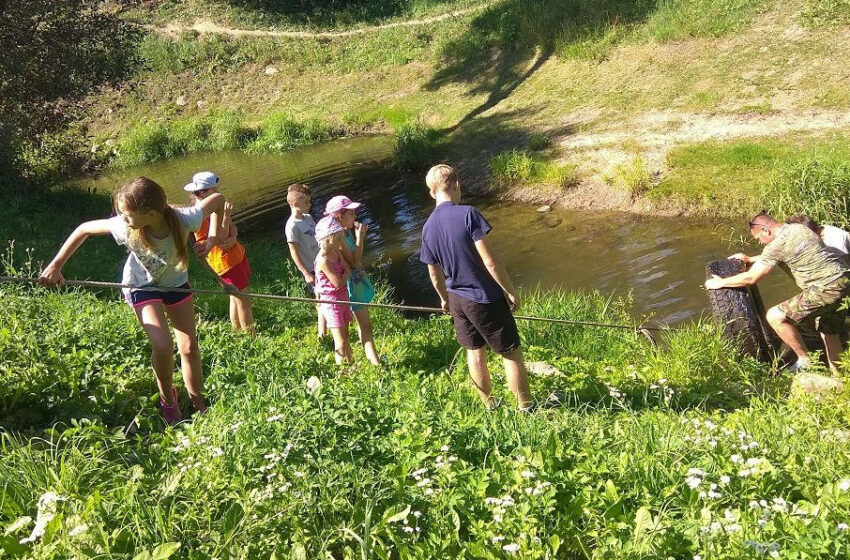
[425,164,458,194]
[287,183,311,206]
[319,230,345,252]
[114,177,188,270]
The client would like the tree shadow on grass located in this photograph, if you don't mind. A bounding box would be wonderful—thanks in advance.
[425,0,660,133]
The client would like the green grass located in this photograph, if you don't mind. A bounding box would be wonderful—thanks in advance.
[489,149,576,190]
[6,187,850,557]
[111,111,343,167]
[648,134,850,216]
[606,155,653,196]
[801,0,850,26]
[764,157,850,229]
[5,183,850,557]
[392,120,445,169]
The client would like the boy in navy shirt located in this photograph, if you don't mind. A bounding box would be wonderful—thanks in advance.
[420,164,533,411]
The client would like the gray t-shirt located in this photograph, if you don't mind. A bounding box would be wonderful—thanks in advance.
[108,206,204,290]
[285,213,319,273]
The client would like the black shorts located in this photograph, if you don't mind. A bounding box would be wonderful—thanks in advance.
[448,293,521,354]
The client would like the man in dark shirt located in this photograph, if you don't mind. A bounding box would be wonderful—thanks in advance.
[420,164,533,411]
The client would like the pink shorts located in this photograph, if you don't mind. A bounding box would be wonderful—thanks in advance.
[319,298,353,329]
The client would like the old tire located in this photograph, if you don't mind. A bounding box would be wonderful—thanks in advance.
[706,259,772,361]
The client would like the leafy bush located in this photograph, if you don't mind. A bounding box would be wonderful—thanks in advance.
[764,158,850,229]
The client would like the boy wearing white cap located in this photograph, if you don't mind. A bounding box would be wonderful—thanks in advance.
[186,171,255,334]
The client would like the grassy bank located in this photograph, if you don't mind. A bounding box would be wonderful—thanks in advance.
[647,132,850,221]
[4,182,850,558]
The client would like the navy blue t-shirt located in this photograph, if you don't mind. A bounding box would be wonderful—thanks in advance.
[420,202,505,304]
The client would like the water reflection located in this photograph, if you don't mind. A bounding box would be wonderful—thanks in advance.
[81,136,796,325]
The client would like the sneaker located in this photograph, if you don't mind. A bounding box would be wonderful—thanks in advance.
[160,386,182,425]
[785,360,811,375]
[518,403,538,414]
[485,397,502,412]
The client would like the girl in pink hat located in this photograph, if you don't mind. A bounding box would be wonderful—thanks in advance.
[325,195,381,366]
[314,215,354,366]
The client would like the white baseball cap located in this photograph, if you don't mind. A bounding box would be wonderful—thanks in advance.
[184,171,220,192]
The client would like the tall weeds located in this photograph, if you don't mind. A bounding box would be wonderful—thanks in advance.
[764,158,850,228]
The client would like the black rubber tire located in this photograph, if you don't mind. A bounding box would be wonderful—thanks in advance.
[706,259,772,361]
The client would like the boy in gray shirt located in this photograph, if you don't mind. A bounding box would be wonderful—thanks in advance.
[285,183,325,336]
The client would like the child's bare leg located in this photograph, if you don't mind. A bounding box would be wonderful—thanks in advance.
[234,294,256,334]
[466,347,493,405]
[316,292,327,337]
[502,348,533,409]
[165,298,207,412]
[229,296,241,330]
[330,327,353,365]
[353,308,380,365]
[134,302,176,405]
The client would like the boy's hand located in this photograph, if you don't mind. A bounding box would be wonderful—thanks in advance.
[39,264,65,287]
[506,292,520,311]
[440,298,450,313]
[303,271,315,285]
[194,237,216,258]
[729,253,751,264]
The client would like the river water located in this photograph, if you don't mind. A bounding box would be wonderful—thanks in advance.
[80,136,795,326]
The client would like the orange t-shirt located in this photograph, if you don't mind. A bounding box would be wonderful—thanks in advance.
[195,215,246,275]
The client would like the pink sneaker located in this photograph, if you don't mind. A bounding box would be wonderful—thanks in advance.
[160,386,182,425]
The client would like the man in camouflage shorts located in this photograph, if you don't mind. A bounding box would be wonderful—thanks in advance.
[705,212,850,372]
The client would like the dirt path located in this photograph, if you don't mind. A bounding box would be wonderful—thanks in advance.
[148,4,490,39]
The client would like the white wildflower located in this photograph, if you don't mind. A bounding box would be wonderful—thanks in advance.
[725,523,741,533]
[839,479,850,492]
[502,543,520,554]
[440,445,450,452]
[772,498,788,512]
[293,471,305,478]
[68,524,88,537]
[719,475,730,485]
[306,376,322,393]
[838,523,849,531]
[19,492,67,544]
[686,476,702,489]
[266,414,284,422]
[521,470,536,479]
[491,536,505,543]
[731,454,743,464]
[738,469,751,478]
[416,478,432,488]
[403,526,414,533]
[211,447,224,458]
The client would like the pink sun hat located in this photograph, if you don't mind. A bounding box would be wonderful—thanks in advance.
[315,215,345,241]
[324,195,362,215]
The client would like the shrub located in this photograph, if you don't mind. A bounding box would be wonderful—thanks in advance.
[764,158,850,229]
[247,113,334,153]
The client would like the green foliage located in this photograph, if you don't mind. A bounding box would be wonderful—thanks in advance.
[0,0,140,179]
[392,120,444,169]
[607,155,653,195]
[488,149,576,189]
[646,0,771,40]
[113,111,338,166]
[650,135,850,215]
[4,185,850,557]
[801,0,850,26]
[246,113,334,153]
[764,158,850,229]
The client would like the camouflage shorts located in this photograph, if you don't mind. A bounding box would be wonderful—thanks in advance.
[778,276,850,334]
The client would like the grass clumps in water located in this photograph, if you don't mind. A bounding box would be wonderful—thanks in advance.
[392,120,444,169]
[607,155,653,196]
[489,150,576,190]
[113,111,339,166]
